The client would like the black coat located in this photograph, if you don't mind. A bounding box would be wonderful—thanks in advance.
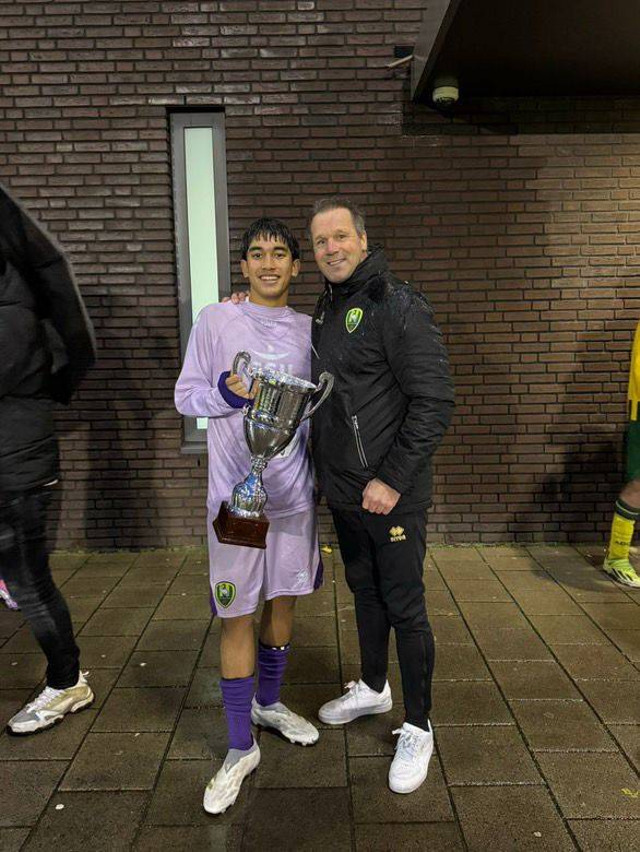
[311,247,454,512]
[0,184,96,493]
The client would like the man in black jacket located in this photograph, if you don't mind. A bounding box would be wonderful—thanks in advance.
[0,184,96,734]
[310,197,454,794]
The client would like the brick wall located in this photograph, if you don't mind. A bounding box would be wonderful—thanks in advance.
[0,1,638,548]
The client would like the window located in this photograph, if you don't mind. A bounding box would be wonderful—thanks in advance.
[170,111,230,450]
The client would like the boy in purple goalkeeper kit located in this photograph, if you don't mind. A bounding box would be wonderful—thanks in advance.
[175,219,321,815]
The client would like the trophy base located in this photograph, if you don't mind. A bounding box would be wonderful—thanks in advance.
[213,501,269,549]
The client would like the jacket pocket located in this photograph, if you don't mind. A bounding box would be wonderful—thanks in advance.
[351,415,368,468]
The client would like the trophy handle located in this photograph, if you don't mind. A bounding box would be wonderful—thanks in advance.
[300,371,334,422]
[232,350,252,377]
[232,350,253,398]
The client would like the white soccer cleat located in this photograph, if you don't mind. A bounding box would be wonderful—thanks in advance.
[388,721,434,794]
[8,671,94,735]
[251,697,319,746]
[203,740,261,815]
[318,679,392,725]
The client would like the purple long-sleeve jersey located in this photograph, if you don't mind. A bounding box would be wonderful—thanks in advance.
[175,300,314,518]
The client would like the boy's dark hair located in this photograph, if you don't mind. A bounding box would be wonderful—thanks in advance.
[240,217,300,261]
[308,196,366,238]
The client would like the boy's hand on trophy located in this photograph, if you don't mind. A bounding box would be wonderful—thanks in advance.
[225,373,257,399]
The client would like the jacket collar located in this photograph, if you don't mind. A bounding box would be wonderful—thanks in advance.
[321,245,388,301]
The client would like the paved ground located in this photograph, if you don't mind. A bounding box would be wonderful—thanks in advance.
[0,543,638,851]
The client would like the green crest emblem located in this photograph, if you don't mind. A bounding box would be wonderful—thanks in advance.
[345,307,363,333]
[215,581,236,609]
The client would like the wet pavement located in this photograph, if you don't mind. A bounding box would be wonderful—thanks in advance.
[0,544,638,851]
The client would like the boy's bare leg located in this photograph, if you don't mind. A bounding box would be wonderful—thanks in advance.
[620,478,640,509]
[259,595,296,647]
[220,613,255,678]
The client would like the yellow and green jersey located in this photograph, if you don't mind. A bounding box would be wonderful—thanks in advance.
[630,320,640,422]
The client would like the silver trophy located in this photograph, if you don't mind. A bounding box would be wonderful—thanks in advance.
[213,351,333,548]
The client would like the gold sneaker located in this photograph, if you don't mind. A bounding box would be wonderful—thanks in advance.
[8,671,94,735]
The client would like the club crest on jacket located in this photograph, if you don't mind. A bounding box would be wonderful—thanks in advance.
[345,307,363,333]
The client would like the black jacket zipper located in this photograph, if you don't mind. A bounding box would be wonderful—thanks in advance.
[351,415,368,468]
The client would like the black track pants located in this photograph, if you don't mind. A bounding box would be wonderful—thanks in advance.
[332,508,434,729]
[0,488,80,689]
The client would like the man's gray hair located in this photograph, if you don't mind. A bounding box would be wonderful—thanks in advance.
[308,196,366,238]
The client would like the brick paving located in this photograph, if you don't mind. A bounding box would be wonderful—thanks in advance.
[0,544,638,851]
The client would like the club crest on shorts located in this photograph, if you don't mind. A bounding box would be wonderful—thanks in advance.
[389,525,406,543]
[215,581,236,609]
[345,307,363,333]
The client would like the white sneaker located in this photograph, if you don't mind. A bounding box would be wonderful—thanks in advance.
[203,740,261,815]
[388,721,434,794]
[318,679,392,725]
[251,697,319,745]
[8,671,94,735]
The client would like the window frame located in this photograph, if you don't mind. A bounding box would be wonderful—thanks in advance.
[170,110,230,452]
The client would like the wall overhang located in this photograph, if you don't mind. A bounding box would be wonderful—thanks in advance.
[412,0,640,103]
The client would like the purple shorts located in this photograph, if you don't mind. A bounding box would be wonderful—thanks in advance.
[207,507,323,618]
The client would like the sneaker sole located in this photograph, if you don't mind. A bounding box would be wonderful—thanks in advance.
[318,699,393,726]
[388,768,430,795]
[7,692,95,736]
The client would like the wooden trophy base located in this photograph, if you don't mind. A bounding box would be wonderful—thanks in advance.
[213,501,269,549]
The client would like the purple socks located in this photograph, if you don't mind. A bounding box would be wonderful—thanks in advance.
[257,641,290,707]
[219,643,290,750]
[220,676,254,751]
